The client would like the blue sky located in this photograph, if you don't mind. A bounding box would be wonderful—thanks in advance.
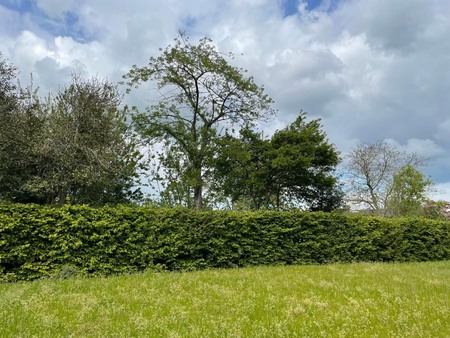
[283,0,318,15]
[0,0,449,201]
[1,0,90,42]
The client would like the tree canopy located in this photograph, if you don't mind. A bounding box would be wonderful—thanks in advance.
[387,164,432,217]
[124,34,275,209]
[214,113,343,211]
[0,52,18,114]
[4,37,443,214]
[34,75,142,205]
[0,54,43,202]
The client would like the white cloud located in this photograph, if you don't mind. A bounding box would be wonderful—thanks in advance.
[12,30,53,67]
[406,139,445,158]
[338,0,434,54]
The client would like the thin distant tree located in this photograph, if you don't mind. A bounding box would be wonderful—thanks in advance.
[0,52,18,113]
[346,141,425,216]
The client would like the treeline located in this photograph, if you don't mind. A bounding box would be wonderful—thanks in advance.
[0,35,343,211]
[0,34,448,216]
[1,203,449,282]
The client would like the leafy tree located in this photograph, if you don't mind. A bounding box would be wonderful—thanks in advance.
[308,182,346,212]
[387,164,432,217]
[214,113,343,211]
[269,113,342,210]
[123,34,275,209]
[0,69,142,205]
[34,75,142,205]
[213,127,271,210]
[345,140,424,216]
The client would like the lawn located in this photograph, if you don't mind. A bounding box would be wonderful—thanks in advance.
[0,261,449,337]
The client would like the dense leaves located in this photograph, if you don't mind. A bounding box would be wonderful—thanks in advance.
[34,75,142,205]
[0,54,45,203]
[1,203,448,282]
[214,113,343,210]
[387,164,432,217]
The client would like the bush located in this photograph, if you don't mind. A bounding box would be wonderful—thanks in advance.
[1,203,449,282]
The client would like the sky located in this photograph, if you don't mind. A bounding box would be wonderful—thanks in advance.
[0,0,449,201]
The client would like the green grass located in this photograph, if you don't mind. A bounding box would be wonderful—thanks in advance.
[1,261,449,337]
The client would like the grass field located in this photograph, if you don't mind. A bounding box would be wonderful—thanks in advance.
[0,261,449,337]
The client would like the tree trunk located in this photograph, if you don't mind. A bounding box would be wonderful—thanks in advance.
[193,164,203,210]
[193,184,202,210]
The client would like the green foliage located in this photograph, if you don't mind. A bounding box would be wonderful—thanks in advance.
[0,90,45,203]
[0,52,18,113]
[124,33,275,209]
[213,127,272,210]
[34,75,142,205]
[1,203,448,282]
[387,164,432,217]
[0,54,46,203]
[214,113,343,211]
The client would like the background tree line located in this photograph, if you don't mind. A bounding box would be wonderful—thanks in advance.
[0,35,447,217]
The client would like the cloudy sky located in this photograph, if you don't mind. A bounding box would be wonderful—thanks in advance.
[1,0,449,200]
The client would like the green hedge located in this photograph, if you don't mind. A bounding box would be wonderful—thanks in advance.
[1,203,449,282]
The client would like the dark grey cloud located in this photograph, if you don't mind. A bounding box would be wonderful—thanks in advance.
[344,0,434,54]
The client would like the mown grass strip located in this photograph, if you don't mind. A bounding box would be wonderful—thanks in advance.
[1,261,449,337]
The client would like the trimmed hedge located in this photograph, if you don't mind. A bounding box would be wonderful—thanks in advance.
[1,203,449,282]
